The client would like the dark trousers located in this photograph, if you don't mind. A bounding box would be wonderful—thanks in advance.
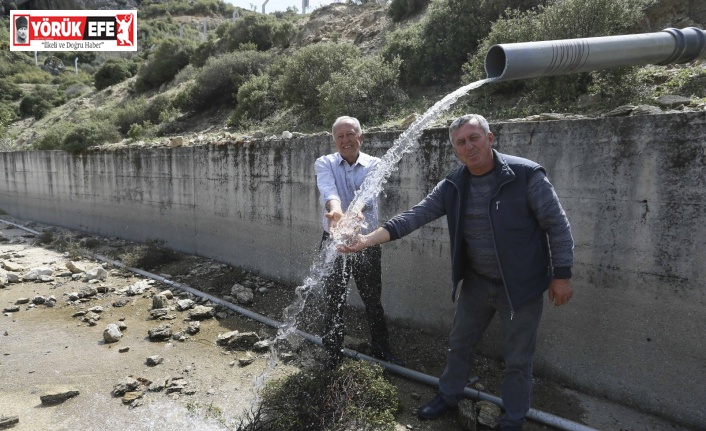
[439,274,543,428]
[320,232,390,362]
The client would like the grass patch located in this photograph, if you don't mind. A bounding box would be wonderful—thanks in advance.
[244,360,400,431]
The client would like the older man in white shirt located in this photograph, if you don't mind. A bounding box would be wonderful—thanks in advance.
[314,115,401,369]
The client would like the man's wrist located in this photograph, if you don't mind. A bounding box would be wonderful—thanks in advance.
[553,266,572,279]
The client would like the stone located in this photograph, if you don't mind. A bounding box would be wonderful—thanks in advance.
[176,299,195,311]
[457,399,476,431]
[170,136,184,147]
[238,356,255,367]
[15,298,30,305]
[655,94,692,108]
[112,298,130,307]
[148,324,172,341]
[112,377,140,396]
[103,323,123,343]
[66,261,85,274]
[252,339,272,352]
[476,400,501,429]
[150,308,169,319]
[231,283,254,305]
[77,286,98,298]
[40,388,80,405]
[22,267,53,281]
[631,104,663,116]
[122,391,144,404]
[603,105,635,117]
[186,321,200,335]
[1,261,24,272]
[84,267,107,281]
[124,280,150,296]
[187,305,215,320]
[152,294,168,310]
[146,355,164,366]
[0,416,20,428]
[225,331,260,350]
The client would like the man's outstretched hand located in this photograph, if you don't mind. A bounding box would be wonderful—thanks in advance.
[548,278,573,306]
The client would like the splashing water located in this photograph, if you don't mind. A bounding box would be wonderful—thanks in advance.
[249,78,493,406]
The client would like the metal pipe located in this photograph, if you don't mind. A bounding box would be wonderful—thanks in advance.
[0,218,598,431]
[485,27,706,82]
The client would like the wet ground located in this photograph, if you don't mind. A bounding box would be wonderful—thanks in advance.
[0,217,694,431]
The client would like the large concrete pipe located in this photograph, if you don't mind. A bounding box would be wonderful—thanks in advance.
[485,27,706,81]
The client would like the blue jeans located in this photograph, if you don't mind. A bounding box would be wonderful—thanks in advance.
[438,274,543,428]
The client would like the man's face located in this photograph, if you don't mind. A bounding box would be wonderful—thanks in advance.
[451,121,495,175]
[333,121,363,164]
[16,26,28,42]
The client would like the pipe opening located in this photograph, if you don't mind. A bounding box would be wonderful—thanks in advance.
[485,45,507,80]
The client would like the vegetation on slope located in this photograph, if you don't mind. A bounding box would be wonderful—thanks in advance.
[1,0,705,153]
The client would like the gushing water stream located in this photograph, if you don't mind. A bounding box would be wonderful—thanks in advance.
[250,78,493,405]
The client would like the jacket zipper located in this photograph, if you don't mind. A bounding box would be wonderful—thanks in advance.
[489,175,516,320]
[447,178,464,302]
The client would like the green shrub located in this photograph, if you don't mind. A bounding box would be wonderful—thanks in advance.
[179,50,273,111]
[276,42,362,116]
[319,56,407,126]
[137,18,203,52]
[383,0,491,85]
[135,37,197,92]
[388,0,430,22]
[32,122,72,150]
[230,73,279,126]
[60,120,121,153]
[95,58,134,90]
[127,121,156,140]
[19,86,66,119]
[0,105,18,138]
[257,361,400,431]
[112,94,172,135]
[0,80,23,101]
[478,0,547,20]
[219,14,279,52]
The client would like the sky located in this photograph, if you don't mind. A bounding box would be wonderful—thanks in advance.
[225,0,339,14]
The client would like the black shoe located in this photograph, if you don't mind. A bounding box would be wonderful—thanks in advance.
[370,347,406,366]
[417,394,457,420]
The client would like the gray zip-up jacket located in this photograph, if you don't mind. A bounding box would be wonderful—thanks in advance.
[383,150,573,310]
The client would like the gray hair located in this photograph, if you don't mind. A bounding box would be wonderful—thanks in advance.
[448,114,490,143]
[332,116,362,137]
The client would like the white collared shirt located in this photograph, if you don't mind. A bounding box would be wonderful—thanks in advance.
[314,151,380,234]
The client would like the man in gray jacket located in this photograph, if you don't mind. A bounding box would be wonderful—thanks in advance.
[339,114,574,431]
